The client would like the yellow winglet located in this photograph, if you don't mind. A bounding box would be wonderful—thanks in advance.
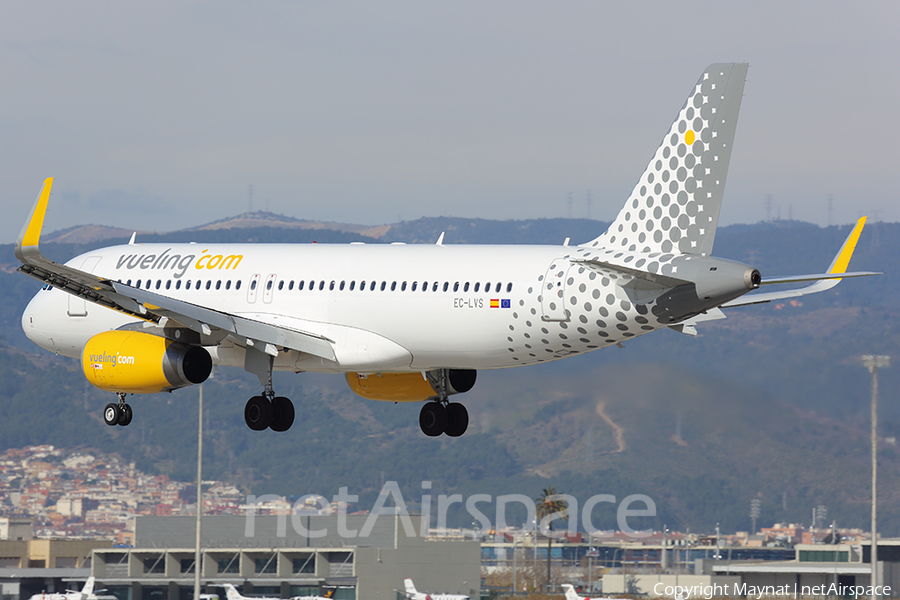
[827,216,866,275]
[17,177,54,250]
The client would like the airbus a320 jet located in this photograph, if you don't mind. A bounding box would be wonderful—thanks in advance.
[16,64,878,437]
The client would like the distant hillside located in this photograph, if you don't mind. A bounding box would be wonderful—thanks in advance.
[1,217,897,536]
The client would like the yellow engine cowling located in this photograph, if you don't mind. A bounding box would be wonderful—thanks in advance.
[346,369,476,402]
[82,330,212,394]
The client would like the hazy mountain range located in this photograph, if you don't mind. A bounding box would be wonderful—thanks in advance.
[1,214,897,535]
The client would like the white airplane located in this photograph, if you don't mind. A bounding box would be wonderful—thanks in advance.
[402,577,470,600]
[221,583,331,600]
[27,578,101,600]
[15,64,878,436]
[562,584,613,600]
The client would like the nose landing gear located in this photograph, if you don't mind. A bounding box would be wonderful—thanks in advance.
[104,392,133,427]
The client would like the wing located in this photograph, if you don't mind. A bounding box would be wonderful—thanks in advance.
[722,217,879,308]
[15,178,335,361]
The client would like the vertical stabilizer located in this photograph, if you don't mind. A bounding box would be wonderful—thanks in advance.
[584,63,748,255]
[81,578,95,596]
[403,578,418,596]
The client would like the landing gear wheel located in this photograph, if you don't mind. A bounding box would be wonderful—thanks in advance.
[445,402,468,437]
[244,395,273,431]
[419,402,447,437]
[270,397,295,432]
[103,403,120,427]
[117,403,133,427]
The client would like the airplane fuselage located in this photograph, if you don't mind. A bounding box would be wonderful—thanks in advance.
[23,242,756,374]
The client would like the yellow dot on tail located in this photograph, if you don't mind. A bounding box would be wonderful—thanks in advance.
[685,130,695,145]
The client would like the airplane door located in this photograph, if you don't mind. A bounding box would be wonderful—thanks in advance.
[247,273,261,303]
[68,256,102,317]
[263,274,276,304]
[540,258,572,322]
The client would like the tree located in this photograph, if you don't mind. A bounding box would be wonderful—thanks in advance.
[535,486,568,591]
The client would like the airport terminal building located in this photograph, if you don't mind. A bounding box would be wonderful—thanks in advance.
[89,514,479,600]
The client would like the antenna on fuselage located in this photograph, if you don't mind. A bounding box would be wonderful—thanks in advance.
[435,232,445,245]
[128,232,136,245]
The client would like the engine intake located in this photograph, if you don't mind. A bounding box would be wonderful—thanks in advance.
[82,330,212,394]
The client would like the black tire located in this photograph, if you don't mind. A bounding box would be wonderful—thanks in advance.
[117,403,134,427]
[445,402,469,437]
[244,396,273,431]
[419,402,447,437]
[103,403,120,427]
[270,397,295,432]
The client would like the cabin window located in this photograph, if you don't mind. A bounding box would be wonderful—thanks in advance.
[391,281,397,291]
[453,282,459,292]
[166,280,172,290]
[216,281,221,290]
[507,283,513,292]
[175,280,182,290]
[136,279,142,288]
[225,280,231,290]
[433,282,439,292]
[370,281,377,291]
[422,281,428,292]
[236,280,242,290]
[206,281,212,290]
[319,281,325,291]
[278,280,284,291]
[266,280,273,291]
[495,282,501,293]
[349,281,355,291]
[339,281,345,291]
[127,279,132,286]
[288,281,294,290]
[329,281,335,291]
[411,281,417,291]
[474,282,480,292]
[251,280,257,291]
[401,281,407,291]
[380,281,386,291]
[443,282,449,292]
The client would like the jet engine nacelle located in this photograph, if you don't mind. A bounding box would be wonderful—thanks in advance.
[346,369,476,402]
[82,330,212,393]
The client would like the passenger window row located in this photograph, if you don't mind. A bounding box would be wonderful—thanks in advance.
[124,278,242,291]
[122,278,514,294]
[265,279,513,293]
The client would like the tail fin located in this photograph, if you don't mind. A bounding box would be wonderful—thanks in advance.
[403,578,417,596]
[81,578,95,596]
[222,585,243,600]
[562,584,580,600]
[584,63,748,255]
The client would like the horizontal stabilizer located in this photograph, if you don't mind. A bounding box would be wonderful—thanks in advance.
[723,217,878,308]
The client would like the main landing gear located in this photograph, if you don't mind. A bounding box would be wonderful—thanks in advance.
[419,369,469,437]
[244,393,295,432]
[242,347,294,432]
[104,392,133,427]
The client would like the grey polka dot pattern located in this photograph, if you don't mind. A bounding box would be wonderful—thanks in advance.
[497,65,749,368]
[585,64,747,256]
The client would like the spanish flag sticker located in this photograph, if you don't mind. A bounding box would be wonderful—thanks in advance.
[490,299,500,308]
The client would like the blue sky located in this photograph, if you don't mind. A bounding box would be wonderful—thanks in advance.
[1,2,897,242]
